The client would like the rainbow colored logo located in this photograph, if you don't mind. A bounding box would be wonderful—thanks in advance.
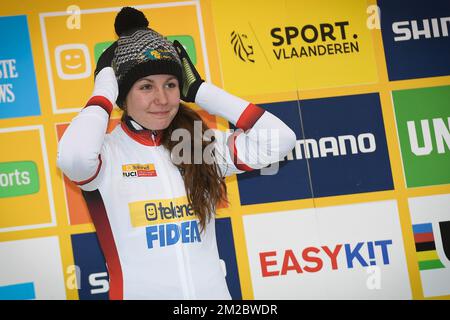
[413,223,445,271]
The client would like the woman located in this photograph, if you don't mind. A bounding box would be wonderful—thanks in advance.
[57,7,296,300]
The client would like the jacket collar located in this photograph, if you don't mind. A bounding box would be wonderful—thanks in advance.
[121,115,163,146]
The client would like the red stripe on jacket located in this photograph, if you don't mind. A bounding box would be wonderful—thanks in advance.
[228,103,265,171]
[227,131,253,172]
[236,103,265,131]
[81,189,123,300]
[85,95,114,116]
[74,155,102,186]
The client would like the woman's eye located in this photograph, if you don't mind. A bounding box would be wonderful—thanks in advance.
[166,82,177,88]
[141,84,152,90]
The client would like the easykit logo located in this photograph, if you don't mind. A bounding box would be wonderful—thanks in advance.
[237,93,393,205]
[129,197,201,249]
[379,0,450,80]
[122,163,157,178]
[270,21,359,60]
[0,161,39,198]
[392,85,450,187]
[0,15,40,119]
[259,240,393,277]
[243,201,412,299]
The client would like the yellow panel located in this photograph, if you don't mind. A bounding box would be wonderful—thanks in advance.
[42,4,204,111]
[0,128,52,228]
[210,0,378,97]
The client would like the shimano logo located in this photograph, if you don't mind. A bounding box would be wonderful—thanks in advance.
[284,133,376,160]
[393,16,450,42]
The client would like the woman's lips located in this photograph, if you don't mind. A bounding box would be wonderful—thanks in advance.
[150,111,170,116]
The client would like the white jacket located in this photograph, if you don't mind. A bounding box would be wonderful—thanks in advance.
[57,68,296,300]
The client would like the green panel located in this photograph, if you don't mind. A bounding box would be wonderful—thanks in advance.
[392,85,450,187]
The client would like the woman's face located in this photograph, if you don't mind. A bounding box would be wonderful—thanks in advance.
[124,74,180,130]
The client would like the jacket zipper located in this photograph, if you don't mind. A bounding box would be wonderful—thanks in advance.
[150,131,195,299]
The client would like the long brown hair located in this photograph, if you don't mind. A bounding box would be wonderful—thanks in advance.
[122,103,228,231]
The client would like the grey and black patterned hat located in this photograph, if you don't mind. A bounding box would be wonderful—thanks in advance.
[112,7,182,108]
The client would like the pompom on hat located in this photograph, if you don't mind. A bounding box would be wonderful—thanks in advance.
[112,7,182,108]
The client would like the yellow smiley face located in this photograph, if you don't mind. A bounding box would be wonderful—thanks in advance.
[145,203,158,221]
[63,49,86,73]
[60,48,86,74]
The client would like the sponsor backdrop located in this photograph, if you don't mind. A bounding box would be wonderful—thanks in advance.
[0,0,449,300]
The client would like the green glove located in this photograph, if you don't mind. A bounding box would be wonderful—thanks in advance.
[173,40,204,102]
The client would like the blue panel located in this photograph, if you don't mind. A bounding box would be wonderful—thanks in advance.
[0,15,41,119]
[0,282,35,300]
[215,217,242,300]
[71,233,109,300]
[379,0,450,80]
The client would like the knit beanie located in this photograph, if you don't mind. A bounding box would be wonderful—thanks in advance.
[112,7,182,108]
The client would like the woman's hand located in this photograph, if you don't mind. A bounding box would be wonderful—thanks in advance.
[94,41,118,79]
[90,42,119,107]
[173,40,204,102]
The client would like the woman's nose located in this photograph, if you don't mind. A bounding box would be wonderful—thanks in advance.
[154,87,168,105]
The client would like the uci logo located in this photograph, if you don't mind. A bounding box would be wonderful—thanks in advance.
[122,163,157,178]
[230,31,255,63]
[123,171,137,178]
